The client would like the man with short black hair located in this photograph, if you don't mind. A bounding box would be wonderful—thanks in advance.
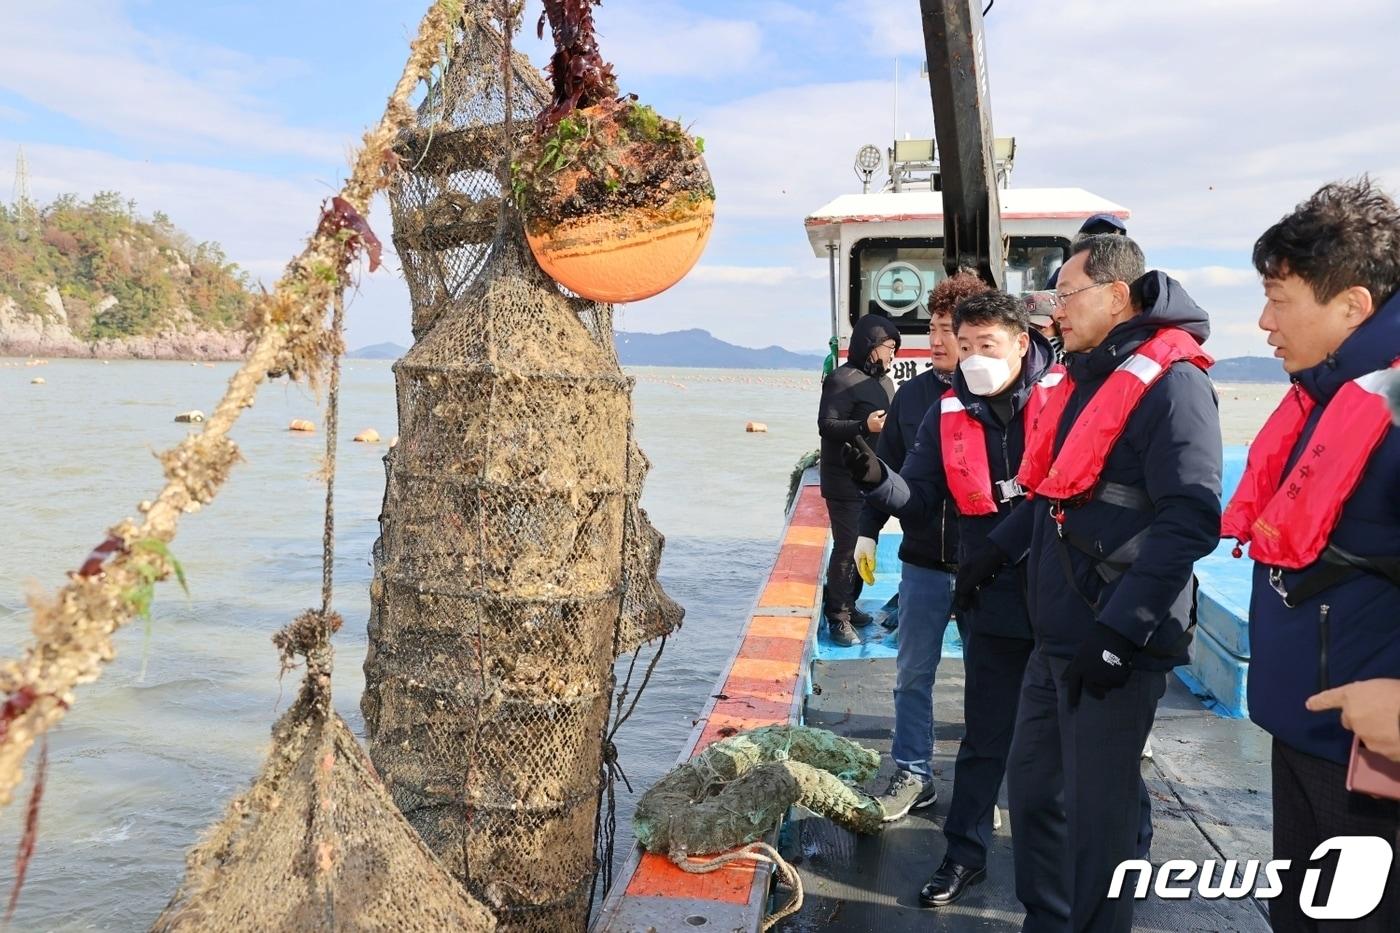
[1227,177,1400,931]
[847,290,1058,905]
[856,272,989,821]
[959,234,1223,932]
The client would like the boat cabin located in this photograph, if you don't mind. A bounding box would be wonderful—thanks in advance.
[804,139,1128,386]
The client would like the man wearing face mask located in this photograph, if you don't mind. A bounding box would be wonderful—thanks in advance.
[957,235,1222,933]
[817,312,901,646]
[844,291,1058,906]
[854,271,990,821]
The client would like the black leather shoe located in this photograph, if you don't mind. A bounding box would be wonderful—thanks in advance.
[919,857,986,907]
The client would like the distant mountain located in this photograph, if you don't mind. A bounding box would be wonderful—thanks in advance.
[349,331,822,369]
[615,329,822,370]
[1212,356,1290,383]
[349,341,408,359]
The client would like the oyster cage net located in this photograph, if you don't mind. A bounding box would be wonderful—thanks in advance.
[390,4,547,341]
[153,679,498,933]
[365,7,683,931]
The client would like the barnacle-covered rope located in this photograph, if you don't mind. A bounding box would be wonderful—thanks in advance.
[0,0,467,809]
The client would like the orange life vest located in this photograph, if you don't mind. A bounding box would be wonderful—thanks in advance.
[1017,329,1213,501]
[940,369,1065,516]
[1221,361,1399,570]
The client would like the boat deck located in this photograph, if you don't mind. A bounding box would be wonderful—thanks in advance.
[782,641,1274,931]
[597,464,1274,932]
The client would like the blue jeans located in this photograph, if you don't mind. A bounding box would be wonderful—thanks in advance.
[891,561,957,780]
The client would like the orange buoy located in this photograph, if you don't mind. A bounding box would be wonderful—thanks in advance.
[526,197,714,304]
[745,421,768,433]
[353,428,381,443]
[288,419,315,433]
[518,97,714,304]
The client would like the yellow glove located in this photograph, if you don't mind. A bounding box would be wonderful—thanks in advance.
[854,536,878,586]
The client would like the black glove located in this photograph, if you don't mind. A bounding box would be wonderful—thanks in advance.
[1063,624,1139,707]
[953,540,1008,610]
[841,437,885,487]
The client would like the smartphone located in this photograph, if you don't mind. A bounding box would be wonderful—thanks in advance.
[1346,736,1400,801]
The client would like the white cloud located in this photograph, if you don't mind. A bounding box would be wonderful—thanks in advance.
[514,1,764,81]
[1164,266,1259,289]
[7,0,1396,361]
[687,264,824,286]
[754,2,823,29]
[598,4,764,79]
[838,0,927,57]
[828,0,1400,253]
[629,0,1400,359]
[0,0,344,161]
[693,79,901,224]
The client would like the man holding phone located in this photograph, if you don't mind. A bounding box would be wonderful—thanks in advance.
[1224,177,1400,931]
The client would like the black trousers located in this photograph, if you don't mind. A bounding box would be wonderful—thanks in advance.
[1270,738,1400,932]
[943,631,1035,870]
[822,496,864,620]
[1006,645,1164,933]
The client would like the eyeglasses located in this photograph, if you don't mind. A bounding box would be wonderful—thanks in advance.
[1051,281,1111,308]
[878,341,898,352]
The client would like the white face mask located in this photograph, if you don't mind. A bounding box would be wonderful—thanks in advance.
[960,354,1012,396]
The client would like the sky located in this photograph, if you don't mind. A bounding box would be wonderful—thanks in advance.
[2,0,1399,357]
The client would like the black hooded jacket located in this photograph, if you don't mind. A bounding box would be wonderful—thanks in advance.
[818,314,900,499]
[864,331,1057,637]
[988,272,1223,669]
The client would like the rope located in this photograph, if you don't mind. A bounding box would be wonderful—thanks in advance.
[671,842,803,931]
[319,292,344,620]
[0,0,466,810]
[588,397,670,912]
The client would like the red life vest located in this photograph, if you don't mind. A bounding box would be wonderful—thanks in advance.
[1017,328,1213,501]
[940,369,1065,516]
[1221,361,1399,570]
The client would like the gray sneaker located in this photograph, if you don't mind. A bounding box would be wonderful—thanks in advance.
[828,617,860,646]
[878,769,937,822]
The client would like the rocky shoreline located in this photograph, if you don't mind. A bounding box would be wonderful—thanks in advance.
[0,294,248,361]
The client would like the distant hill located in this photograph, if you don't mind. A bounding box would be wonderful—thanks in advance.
[616,329,821,370]
[0,192,251,339]
[350,331,822,369]
[1212,356,1290,383]
[0,191,251,358]
[349,341,408,359]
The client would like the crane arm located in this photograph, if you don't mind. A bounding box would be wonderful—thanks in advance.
[919,0,1004,288]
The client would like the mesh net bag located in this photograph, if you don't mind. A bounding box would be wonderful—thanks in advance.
[363,7,682,931]
[154,624,497,932]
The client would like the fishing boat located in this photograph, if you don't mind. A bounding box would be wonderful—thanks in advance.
[595,2,1269,929]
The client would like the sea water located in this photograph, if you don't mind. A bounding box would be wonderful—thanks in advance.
[0,358,1283,930]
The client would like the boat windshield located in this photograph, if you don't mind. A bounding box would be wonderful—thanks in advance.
[1004,237,1071,293]
[850,236,1071,330]
[851,238,945,326]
